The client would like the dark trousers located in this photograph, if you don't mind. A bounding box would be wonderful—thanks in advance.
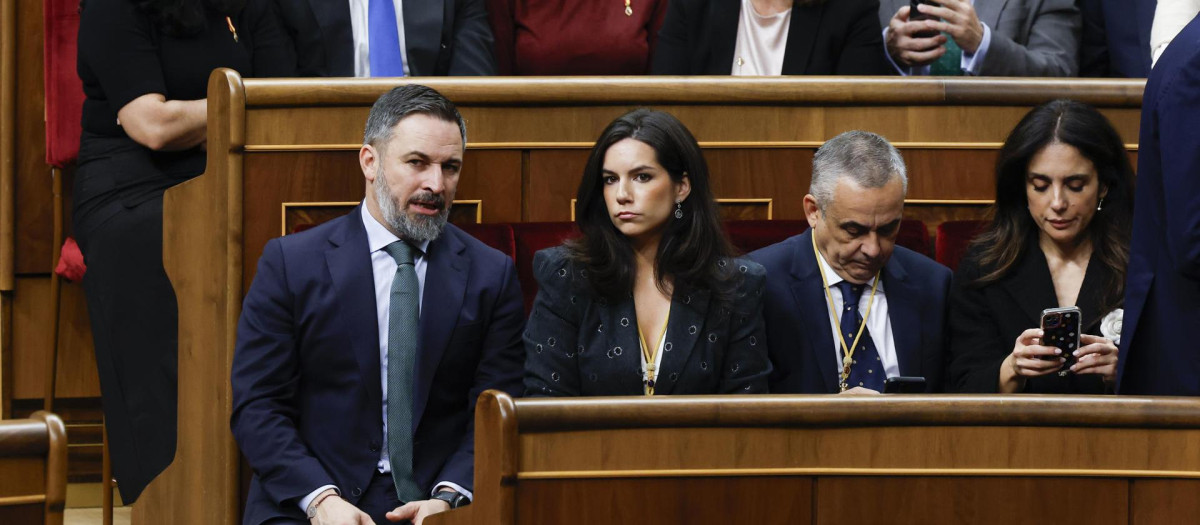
[75,194,178,504]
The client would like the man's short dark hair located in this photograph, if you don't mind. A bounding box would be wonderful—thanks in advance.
[362,84,466,149]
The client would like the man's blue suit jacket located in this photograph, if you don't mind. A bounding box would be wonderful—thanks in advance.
[1080,0,1155,77]
[231,206,525,524]
[1118,12,1200,395]
[748,229,952,393]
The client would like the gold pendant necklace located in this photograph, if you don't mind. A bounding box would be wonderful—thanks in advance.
[625,0,633,16]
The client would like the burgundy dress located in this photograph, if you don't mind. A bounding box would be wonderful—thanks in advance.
[488,0,668,75]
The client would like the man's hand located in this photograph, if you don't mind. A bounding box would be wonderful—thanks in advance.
[310,495,374,525]
[918,0,985,53]
[886,6,948,67]
[385,499,451,524]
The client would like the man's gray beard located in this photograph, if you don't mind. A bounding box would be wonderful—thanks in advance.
[374,171,450,242]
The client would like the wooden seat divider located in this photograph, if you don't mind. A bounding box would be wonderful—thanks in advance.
[0,411,67,525]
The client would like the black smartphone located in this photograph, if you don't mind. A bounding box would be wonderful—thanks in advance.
[909,0,941,38]
[883,376,927,393]
[1040,306,1081,376]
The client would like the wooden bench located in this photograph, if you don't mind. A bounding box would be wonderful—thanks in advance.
[0,411,67,525]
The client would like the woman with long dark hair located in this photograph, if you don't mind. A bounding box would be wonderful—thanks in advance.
[947,99,1134,393]
[524,109,771,396]
[75,0,293,502]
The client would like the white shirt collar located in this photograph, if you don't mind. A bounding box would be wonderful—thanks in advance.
[360,202,431,256]
[813,243,880,291]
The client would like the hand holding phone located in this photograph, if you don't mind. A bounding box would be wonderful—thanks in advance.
[1040,307,1082,376]
[909,0,941,38]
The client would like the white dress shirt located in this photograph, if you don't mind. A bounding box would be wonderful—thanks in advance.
[814,250,901,386]
[298,204,468,512]
[1151,0,1200,66]
[348,0,411,77]
[731,0,792,75]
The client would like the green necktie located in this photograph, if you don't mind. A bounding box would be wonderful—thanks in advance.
[382,240,425,503]
[930,34,963,76]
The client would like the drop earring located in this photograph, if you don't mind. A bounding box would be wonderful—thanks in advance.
[674,200,683,219]
[1097,197,1104,212]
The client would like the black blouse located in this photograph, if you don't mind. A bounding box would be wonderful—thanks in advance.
[947,239,1115,394]
[75,0,294,217]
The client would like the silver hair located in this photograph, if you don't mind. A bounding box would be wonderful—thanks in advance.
[810,130,908,211]
[374,164,450,242]
[362,84,467,150]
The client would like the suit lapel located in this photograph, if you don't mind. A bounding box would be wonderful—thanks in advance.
[411,229,467,430]
[708,0,741,74]
[402,0,444,76]
[1000,243,1059,328]
[324,209,383,413]
[309,0,354,76]
[781,2,824,74]
[881,256,921,377]
[791,230,839,392]
[656,287,712,395]
[1075,249,1113,332]
[599,298,646,395]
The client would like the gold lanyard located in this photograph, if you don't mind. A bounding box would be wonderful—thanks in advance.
[811,233,880,392]
[638,308,670,396]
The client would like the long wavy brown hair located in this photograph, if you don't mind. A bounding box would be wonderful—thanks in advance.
[969,99,1135,314]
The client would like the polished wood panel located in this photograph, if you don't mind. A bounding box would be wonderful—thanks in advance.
[249,105,1143,146]
[13,0,50,275]
[10,277,99,400]
[815,477,1126,525]
[1,0,15,291]
[429,392,1200,525]
[517,477,812,524]
[1131,479,1200,524]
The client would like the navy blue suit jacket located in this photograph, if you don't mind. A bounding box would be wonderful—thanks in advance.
[1118,12,1200,395]
[274,0,497,76]
[1080,0,1155,77]
[230,207,525,524]
[749,230,952,393]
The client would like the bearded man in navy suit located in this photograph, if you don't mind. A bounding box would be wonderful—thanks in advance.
[231,85,524,524]
[750,131,951,394]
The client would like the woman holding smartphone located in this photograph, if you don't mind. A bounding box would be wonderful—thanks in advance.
[946,99,1134,394]
[523,109,771,397]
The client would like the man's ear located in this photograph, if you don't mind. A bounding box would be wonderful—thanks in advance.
[803,194,822,229]
[360,144,378,183]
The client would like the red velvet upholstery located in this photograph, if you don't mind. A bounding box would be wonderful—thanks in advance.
[44,0,84,168]
[457,223,516,260]
[511,223,580,312]
[936,220,989,271]
[723,220,808,254]
[898,218,931,258]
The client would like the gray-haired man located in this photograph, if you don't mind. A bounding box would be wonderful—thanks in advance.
[749,131,951,394]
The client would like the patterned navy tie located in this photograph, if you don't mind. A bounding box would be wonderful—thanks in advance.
[382,240,424,502]
[836,280,886,391]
